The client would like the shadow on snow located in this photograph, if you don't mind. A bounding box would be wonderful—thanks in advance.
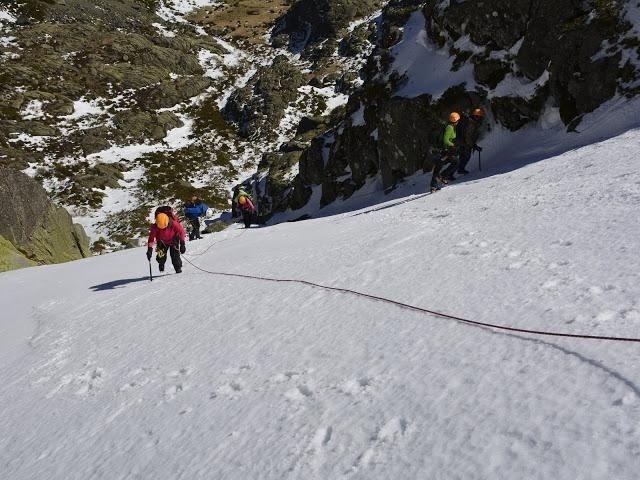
[89,276,153,291]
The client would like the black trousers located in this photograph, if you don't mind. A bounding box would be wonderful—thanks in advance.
[188,217,201,240]
[156,242,182,271]
[242,210,253,228]
[431,153,457,188]
[457,146,472,172]
[441,154,459,179]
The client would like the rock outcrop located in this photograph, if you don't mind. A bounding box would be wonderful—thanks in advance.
[0,168,91,270]
[249,0,640,221]
[273,0,382,51]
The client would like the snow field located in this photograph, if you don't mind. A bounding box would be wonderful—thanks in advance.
[1,127,640,478]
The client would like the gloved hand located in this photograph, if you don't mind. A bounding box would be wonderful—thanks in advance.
[146,247,153,260]
[473,144,483,152]
[179,241,186,254]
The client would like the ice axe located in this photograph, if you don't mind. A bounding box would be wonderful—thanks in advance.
[478,149,482,172]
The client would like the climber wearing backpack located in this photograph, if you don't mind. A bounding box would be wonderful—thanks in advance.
[184,195,208,241]
[146,206,186,273]
[431,112,460,192]
[235,189,256,228]
[456,108,485,175]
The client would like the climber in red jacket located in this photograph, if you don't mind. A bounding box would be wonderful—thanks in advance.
[146,206,186,273]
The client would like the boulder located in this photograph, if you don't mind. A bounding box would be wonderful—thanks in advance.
[0,235,37,272]
[0,168,91,268]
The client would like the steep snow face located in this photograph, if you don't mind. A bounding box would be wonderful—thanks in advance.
[1,128,640,479]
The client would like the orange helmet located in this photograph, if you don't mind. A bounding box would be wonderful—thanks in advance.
[471,108,485,117]
[449,112,461,123]
[156,213,169,229]
[238,195,247,205]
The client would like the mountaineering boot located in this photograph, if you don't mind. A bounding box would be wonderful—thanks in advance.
[159,263,165,272]
[430,184,441,193]
[457,168,470,175]
[175,268,182,273]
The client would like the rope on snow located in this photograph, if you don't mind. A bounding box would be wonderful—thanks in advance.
[180,255,640,344]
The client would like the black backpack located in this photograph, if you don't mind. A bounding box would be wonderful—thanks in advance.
[428,121,448,148]
[455,115,469,146]
[155,205,176,220]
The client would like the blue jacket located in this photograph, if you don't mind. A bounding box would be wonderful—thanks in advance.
[184,201,208,219]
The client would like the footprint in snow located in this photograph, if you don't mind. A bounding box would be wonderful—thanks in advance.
[595,310,616,322]
[354,417,410,468]
[46,367,105,398]
[271,371,300,383]
[216,380,246,399]
[542,279,560,290]
[284,385,313,402]
[339,377,375,396]
[163,367,192,400]
[164,383,185,400]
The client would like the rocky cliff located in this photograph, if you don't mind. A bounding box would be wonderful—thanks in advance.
[249,0,640,221]
[0,168,90,271]
[2,0,639,244]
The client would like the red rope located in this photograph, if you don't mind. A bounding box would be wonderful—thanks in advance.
[181,256,640,343]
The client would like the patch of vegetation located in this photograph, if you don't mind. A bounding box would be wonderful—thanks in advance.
[136,145,235,210]
[189,96,236,138]
[17,0,53,21]
[135,0,161,12]
[594,0,618,20]
[223,55,305,139]
[35,161,127,209]
[95,206,153,247]
[188,0,293,45]
[203,220,230,234]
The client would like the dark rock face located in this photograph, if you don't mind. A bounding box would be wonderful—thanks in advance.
[223,55,304,139]
[252,0,638,221]
[428,0,633,125]
[0,168,90,268]
[274,0,382,51]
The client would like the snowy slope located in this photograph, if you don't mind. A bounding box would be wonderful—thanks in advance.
[1,128,640,478]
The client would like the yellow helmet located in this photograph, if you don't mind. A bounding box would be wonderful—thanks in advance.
[156,213,169,229]
[471,108,485,117]
[238,195,247,205]
[449,112,461,123]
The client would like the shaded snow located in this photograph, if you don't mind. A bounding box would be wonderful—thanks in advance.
[391,10,476,99]
[489,70,549,99]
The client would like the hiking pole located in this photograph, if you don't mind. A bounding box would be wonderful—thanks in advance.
[148,259,153,282]
[478,149,482,172]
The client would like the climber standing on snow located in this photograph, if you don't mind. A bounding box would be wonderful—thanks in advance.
[431,112,460,193]
[457,108,485,175]
[184,195,208,241]
[234,187,256,229]
[146,206,186,273]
